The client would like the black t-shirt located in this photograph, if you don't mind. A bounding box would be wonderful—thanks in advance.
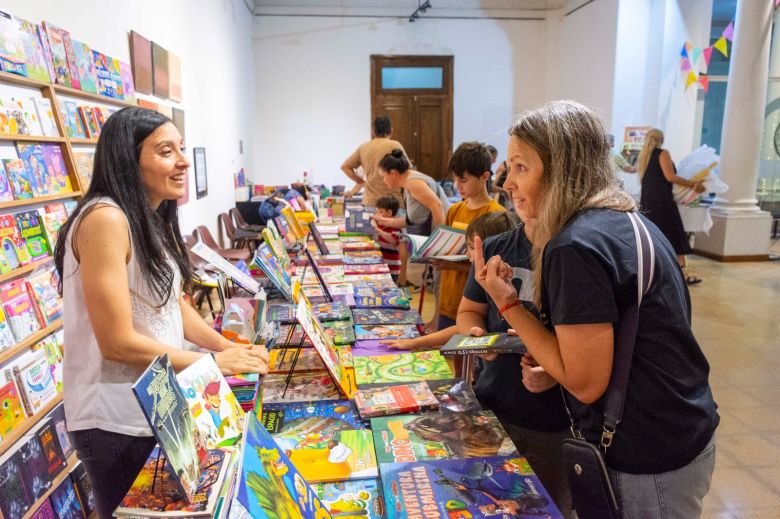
[542,208,719,474]
[463,226,569,432]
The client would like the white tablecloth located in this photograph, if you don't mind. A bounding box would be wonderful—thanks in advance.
[678,206,713,234]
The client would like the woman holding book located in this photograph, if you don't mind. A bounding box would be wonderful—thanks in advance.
[472,101,718,517]
[55,107,269,519]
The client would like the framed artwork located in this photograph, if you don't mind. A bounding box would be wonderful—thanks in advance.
[152,41,169,98]
[129,31,152,94]
[169,52,182,102]
[194,147,207,199]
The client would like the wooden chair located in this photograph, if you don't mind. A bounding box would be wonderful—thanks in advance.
[193,225,251,262]
[183,233,216,316]
[218,212,261,251]
[230,207,265,233]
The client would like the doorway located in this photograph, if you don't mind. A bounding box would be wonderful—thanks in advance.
[370,55,453,180]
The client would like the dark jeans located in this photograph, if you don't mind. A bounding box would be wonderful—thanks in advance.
[70,429,156,519]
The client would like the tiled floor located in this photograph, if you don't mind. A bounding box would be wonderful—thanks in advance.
[409,240,780,518]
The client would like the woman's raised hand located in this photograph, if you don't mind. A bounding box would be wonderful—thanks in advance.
[473,236,518,307]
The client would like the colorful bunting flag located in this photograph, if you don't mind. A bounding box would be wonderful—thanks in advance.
[698,75,709,94]
[681,57,691,73]
[681,43,688,59]
[702,47,713,67]
[685,71,698,89]
[692,47,702,65]
[714,36,729,58]
[723,21,734,41]
[685,41,694,56]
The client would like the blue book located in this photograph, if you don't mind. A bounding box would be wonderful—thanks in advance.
[234,412,330,518]
[381,455,563,519]
[49,475,83,519]
[14,143,49,197]
[132,354,203,503]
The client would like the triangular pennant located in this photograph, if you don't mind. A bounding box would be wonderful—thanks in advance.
[685,41,694,55]
[702,47,713,66]
[714,36,729,58]
[681,43,688,59]
[699,75,709,94]
[686,70,698,89]
[692,47,702,64]
[681,57,691,73]
[723,20,734,41]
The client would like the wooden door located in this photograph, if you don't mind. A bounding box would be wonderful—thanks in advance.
[371,55,453,180]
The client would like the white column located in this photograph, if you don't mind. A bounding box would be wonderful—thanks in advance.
[695,0,774,259]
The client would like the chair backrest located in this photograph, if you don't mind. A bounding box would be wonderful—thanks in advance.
[183,233,207,270]
[219,213,237,246]
[230,207,248,228]
[194,225,220,250]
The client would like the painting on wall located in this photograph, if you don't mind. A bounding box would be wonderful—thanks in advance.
[194,147,208,199]
[169,52,182,102]
[129,31,152,94]
[152,41,169,99]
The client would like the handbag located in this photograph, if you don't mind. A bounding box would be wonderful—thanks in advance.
[560,212,655,519]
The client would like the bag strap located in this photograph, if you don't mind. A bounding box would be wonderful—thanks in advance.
[561,212,655,451]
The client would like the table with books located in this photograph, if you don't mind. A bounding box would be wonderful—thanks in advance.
[112,198,564,519]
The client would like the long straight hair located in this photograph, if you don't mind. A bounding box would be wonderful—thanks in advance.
[508,101,635,306]
[55,107,191,305]
[636,128,664,179]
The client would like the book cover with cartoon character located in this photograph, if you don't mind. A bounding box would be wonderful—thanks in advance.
[353,351,451,387]
[353,324,419,342]
[352,309,423,326]
[313,479,385,519]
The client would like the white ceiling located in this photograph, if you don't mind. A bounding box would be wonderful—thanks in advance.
[253,0,570,12]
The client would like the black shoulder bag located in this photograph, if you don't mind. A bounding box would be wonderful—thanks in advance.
[560,212,655,519]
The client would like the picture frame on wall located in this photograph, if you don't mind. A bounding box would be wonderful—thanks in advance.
[129,31,152,95]
[194,147,207,199]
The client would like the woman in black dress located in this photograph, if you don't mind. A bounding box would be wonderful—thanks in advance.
[637,128,706,285]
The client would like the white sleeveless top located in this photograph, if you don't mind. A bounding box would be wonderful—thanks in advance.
[63,197,184,436]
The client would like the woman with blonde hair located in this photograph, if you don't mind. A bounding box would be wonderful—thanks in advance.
[473,101,718,518]
[637,128,705,284]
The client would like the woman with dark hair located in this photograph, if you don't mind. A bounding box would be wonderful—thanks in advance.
[375,149,449,235]
[473,101,717,517]
[55,107,269,518]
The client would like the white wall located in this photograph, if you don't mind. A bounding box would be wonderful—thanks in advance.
[252,15,547,187]
[3,0,255,236]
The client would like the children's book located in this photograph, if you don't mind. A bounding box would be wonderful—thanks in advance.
[39,335,63,392]
[42,22,70,86]
[16,143,51,197]
[19,435,53,501]
[0,214,31,272]
[371,410,517,465]
[352,309,423,326]
[307,222,330,255]
[441,333,527,356]
[35,24,55,83]
[0,305,16,350]
[109,57,124,98]
[59,29,80,90]
[1,278,41,339]
[261,372,341,404]
[40,144,71,193]
[118,60,136,102]
[0,450,31,519]
[77,106,99,138]
[268,348,326,374]
[71,40,97,94]
[354,382,439,419]
[267,303,295,323]
[343,263,390,276]
[353,351,452,387]
[312,301,352,322]
[0,11,27,77]
[251,244,292,300]
[71,151,93,188]
[0,161,14,202]
[191,241,260,294]
[42,204,68,248]
[350,339,399,358]
[260,400,364,434]
[426,378,483,413]
[352,294,411,310]
[344,209,375,235]
[342,254,382,265]
[11,352,57,415]
[36,420,66,479]
[25,265,62,327]
[0,380,26,440]
[60,101,86,138]
[354,324,419,341]
[322,320,355,345]
[49,403,74,458]
[14,210,52,261]
[313,479,385,519]
[274,324,313,347]
[405,225,468,263]
[234,412,330,519]
[31,97,58,137]
[115,447,232,518]
[175,353,244,449]
[381,455,563,519]
[29,499,56,519]
[16,19,50,83]
[71,464,95,517]
[132,354,203,503]
[92,107,106,129]
[91,50,116,98]
[3,158,34,200]
[49,475,84,519]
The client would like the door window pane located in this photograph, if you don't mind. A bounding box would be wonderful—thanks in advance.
[700,81,728,152]
[381,67,443,89]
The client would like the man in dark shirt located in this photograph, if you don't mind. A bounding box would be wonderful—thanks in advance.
[459,223,572,518]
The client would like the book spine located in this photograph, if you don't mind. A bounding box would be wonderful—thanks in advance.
[439,346,519,356]
[12,365,35,416]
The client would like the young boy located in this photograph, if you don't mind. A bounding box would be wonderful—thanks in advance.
[434,142,505,330]
[383,211,517,351]
[371,196,403,282]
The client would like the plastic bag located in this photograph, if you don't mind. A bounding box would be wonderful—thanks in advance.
[673,146,729,205]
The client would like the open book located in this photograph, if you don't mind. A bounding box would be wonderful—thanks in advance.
[404,225,468,263]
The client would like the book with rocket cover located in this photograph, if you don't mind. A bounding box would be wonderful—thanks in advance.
[261,400,377,483]
[381,455,563,519]
[262,372,342,404]
[354,382,439,419]
[3,158,34,200]
[441,333,527,356]
[353,351,452,388]
[132,354,204,503]
[19,434,53,501]
[343,263,390,276]
[268,348,326,374]
[352,309,423,326]
[354,324,419,341]
[115,447,232,518]
[175,354,244,449]
[313,479,385,519]
[0,380,26,440]
[371,410,517,466]
[0,450,31,519]
[322,320,355,346]
[233,412,330,519]
[350,339,399,358]
[14,210,51,261]
[426,378,483,413]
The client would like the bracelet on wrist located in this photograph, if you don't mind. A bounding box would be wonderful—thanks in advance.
[498,299,522,315]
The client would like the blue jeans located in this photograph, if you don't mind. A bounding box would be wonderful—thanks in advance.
[607,434,716,518]
[70,429,156,519]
